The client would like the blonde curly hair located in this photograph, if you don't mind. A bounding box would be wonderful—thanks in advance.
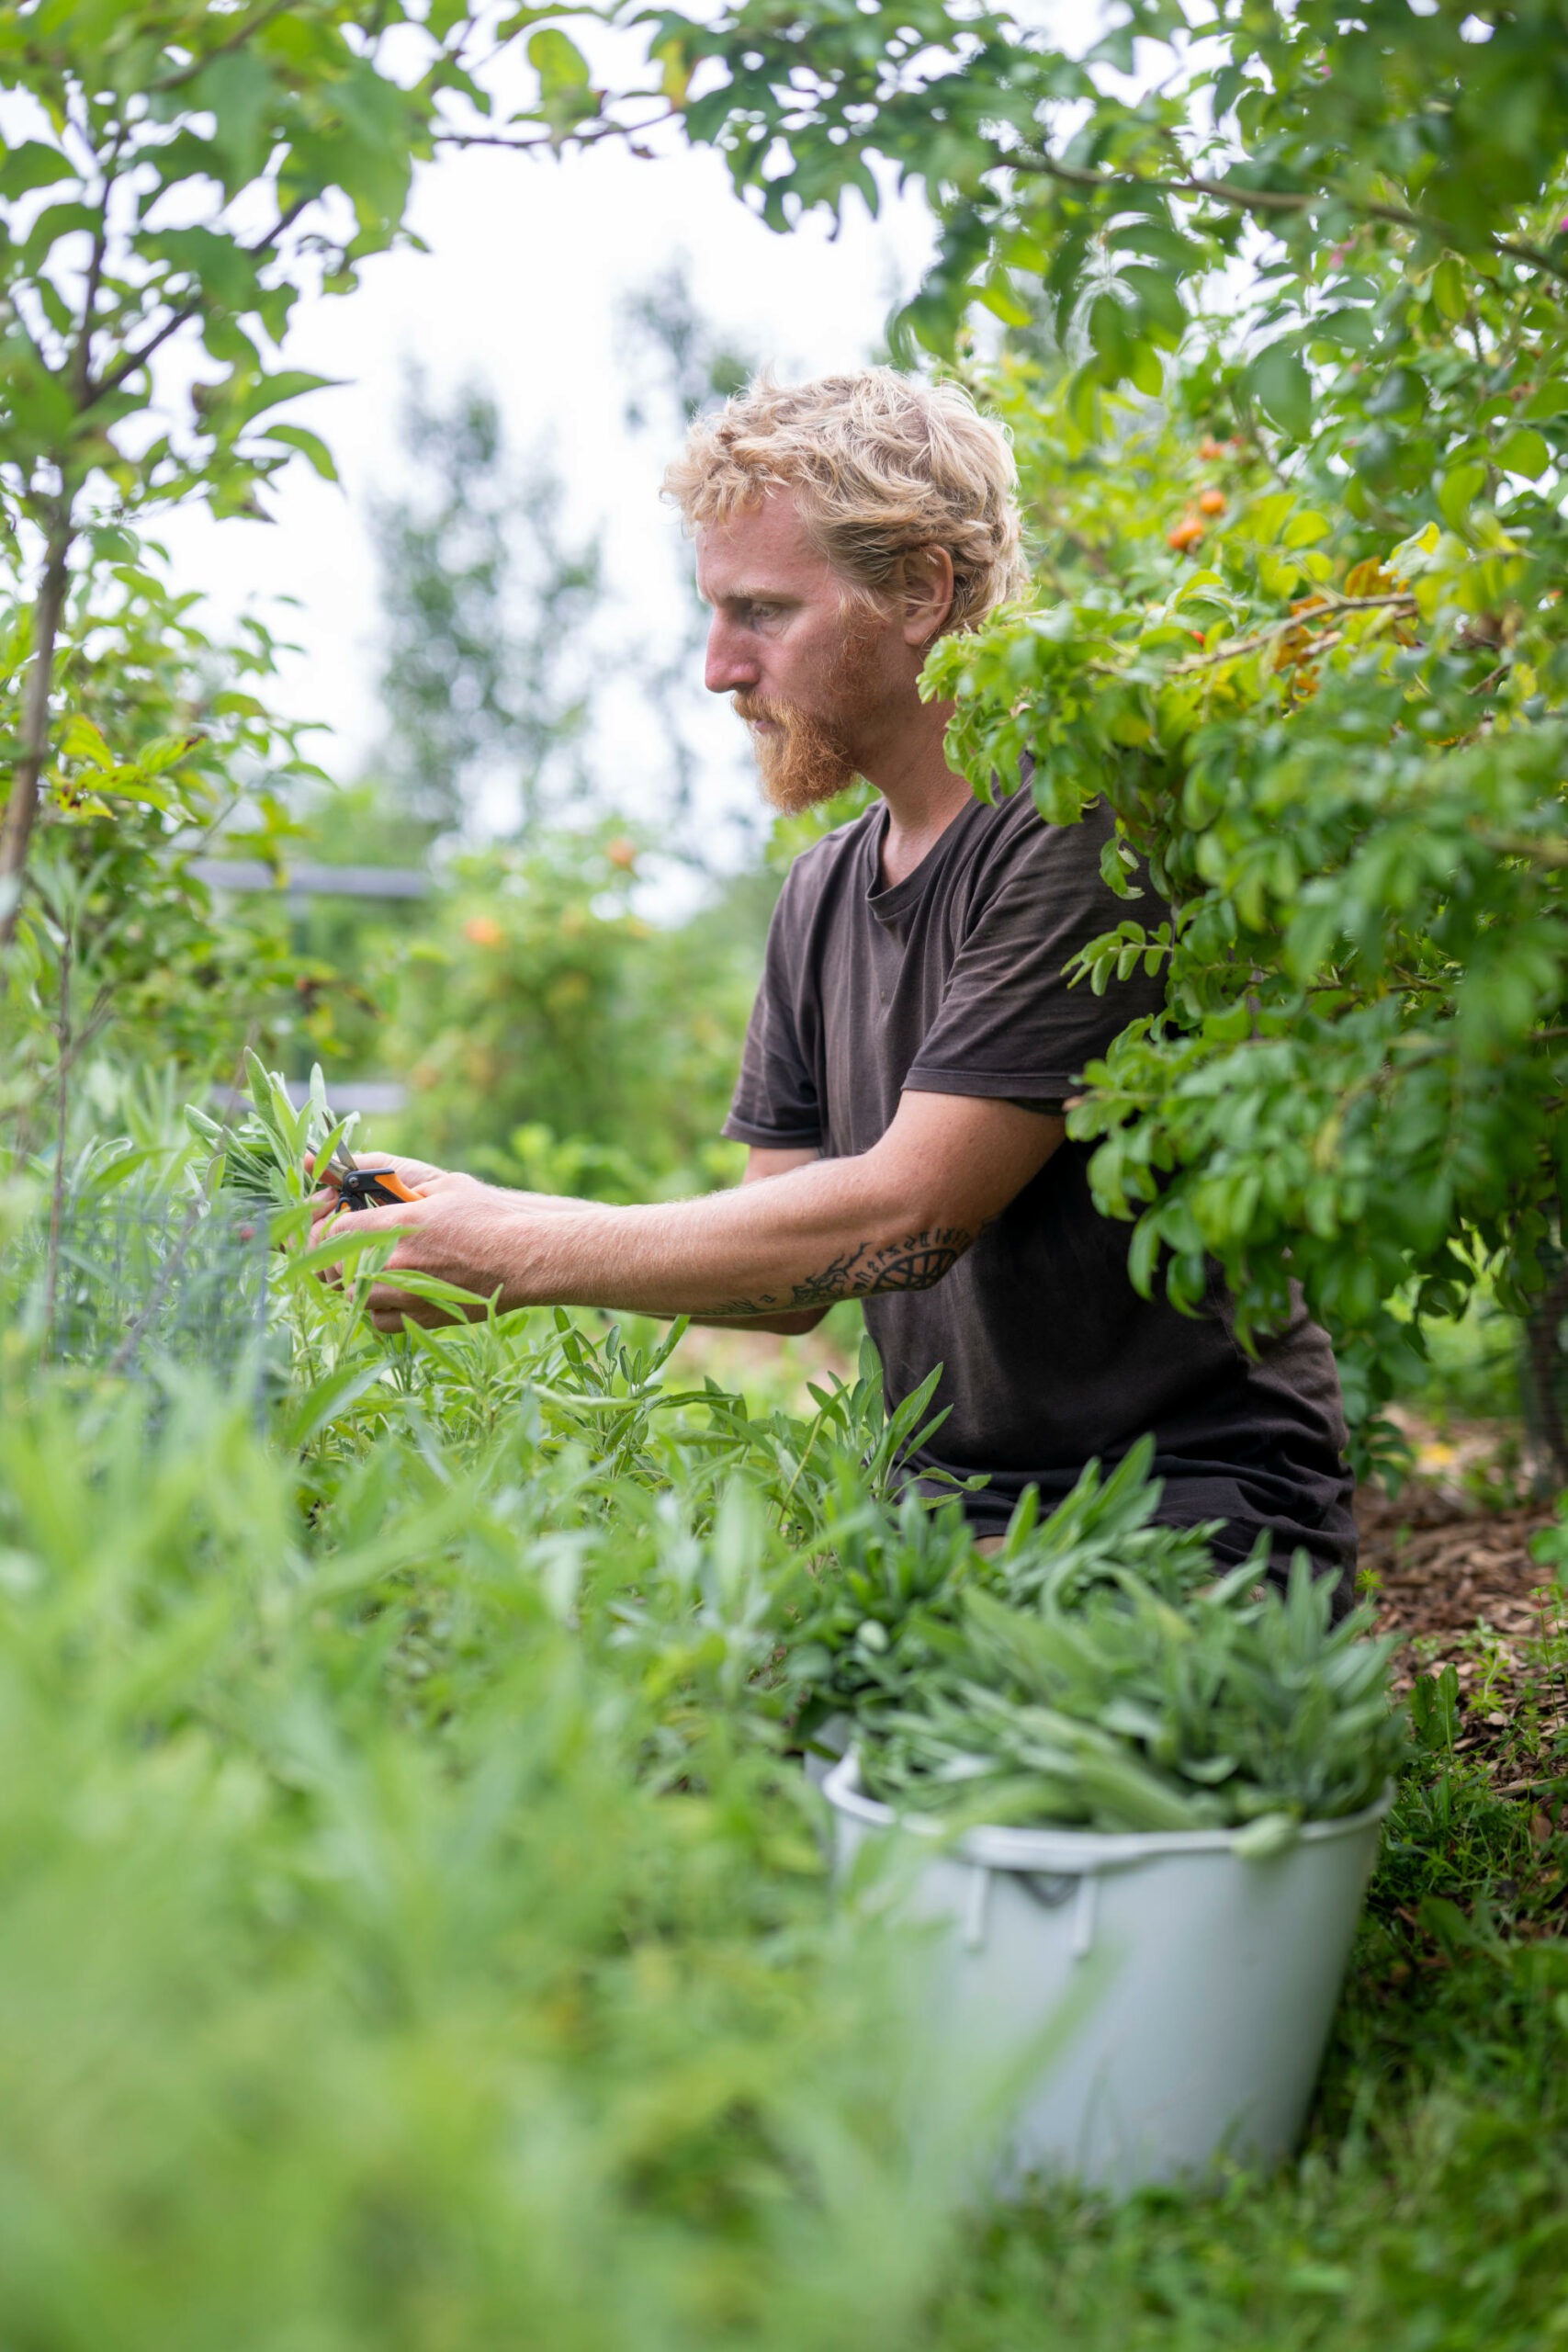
[662,368,1027,639]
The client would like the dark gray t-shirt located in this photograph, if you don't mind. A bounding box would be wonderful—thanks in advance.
[723,788,1356,1577]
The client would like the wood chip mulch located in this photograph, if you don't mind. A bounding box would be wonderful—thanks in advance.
[1358,1472,1568,1792]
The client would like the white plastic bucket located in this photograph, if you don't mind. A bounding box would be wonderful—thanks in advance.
[823,1749,1391,2198]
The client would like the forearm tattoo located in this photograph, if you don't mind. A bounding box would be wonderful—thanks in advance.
[707,1227,972,1319]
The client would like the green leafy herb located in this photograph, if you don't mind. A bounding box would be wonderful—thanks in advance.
[850,1457,1404,1839]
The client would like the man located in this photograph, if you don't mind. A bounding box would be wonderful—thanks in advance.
[316,368,1356,1587]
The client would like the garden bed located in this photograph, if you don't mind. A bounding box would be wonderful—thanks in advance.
[1360,1433,1567,1797]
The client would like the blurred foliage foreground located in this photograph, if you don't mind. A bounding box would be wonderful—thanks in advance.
[0,1096,1563,2350]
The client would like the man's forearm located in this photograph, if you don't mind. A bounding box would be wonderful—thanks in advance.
[328,1093,1061,1335]
[485,1153,973,1319]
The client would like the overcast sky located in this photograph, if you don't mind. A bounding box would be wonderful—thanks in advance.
[152,126,940,862]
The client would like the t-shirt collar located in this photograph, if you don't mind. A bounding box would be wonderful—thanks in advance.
[863,791,985,928]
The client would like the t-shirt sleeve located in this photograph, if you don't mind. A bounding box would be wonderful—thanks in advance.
[905,802,1166,1102]
[721,873,824,1148]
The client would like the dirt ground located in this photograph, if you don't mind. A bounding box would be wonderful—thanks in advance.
[1360,1411,1568,1793]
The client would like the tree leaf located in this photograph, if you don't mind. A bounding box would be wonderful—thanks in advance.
[1247,342,1313,440]
[59,715,115,771]
[1494,427,1550,481]
[262,422,339,481]
[528,27,592,97]
[235,369,342,425]
[1438,460,1487,524]
[192,52,276,189]
[0,141,75,201]
[1431,255,1468,322]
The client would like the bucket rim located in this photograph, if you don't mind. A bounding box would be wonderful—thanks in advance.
[821,1748,1394,1871]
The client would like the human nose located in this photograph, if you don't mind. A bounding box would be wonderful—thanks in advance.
[705,613,759,697]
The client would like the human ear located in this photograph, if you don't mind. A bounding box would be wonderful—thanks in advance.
[898,546,956,646]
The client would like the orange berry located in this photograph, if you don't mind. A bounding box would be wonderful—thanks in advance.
[605,835,638,870]
[1198,488,1227,515]
[1168,514,1204,551]
[462,914,504,947]
[1198,435,1225,460]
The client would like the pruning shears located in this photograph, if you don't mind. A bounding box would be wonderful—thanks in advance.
[325,1138,424,1214]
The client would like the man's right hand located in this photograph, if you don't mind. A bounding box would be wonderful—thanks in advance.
[305,1150,592,1269]
[310,1148,451,1198]
[306,1148,453,1234]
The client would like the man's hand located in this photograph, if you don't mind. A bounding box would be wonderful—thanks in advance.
[310,1147,453,1198]
[305,1146,453,1215]
[309,1155,522,1333]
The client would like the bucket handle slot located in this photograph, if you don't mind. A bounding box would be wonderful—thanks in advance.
[1013,1869,1098,1960]
[961,1868,1100,1959]
[1016,1871,1078,1910]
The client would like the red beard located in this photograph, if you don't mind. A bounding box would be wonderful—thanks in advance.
[733,613,882,814]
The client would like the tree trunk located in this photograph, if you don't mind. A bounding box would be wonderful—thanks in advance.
[1525,1265,1568,1485]
[0,514,75,948]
